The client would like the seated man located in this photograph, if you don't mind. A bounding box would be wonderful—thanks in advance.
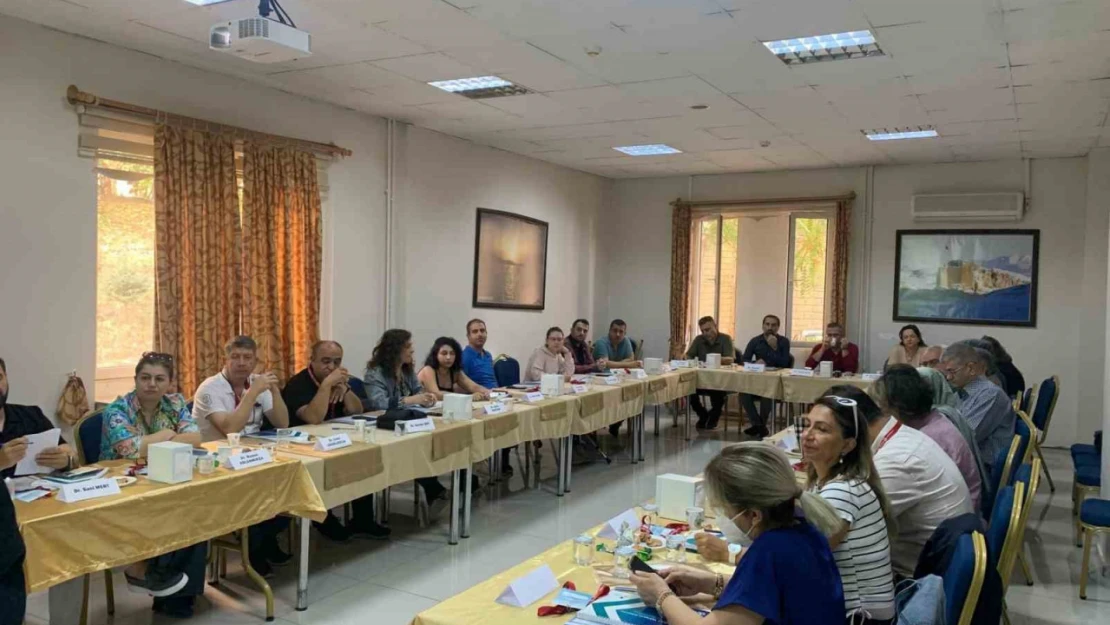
[805,322,860,374]
[824,386,972,577]
[593,319,642,437]
[192,335,289,443]
[461,318,513,476]
[567,319,605,374]
[282,340,389,542]
[0,473,23,625]
[940,341,1016,475]
[0,357,77,479]
[919,345,944,369]
[685,316,735,430]
[738,314,792,439]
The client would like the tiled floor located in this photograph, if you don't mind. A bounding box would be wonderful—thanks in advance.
[26,416,1110,624]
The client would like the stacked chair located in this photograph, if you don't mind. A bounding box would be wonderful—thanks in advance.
[1071,428,1105,599]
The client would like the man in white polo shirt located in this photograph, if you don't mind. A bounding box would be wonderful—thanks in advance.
[192,335,289,443]
[824,385,972,577]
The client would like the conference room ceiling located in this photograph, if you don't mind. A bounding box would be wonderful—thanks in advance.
[3,0,1109,178]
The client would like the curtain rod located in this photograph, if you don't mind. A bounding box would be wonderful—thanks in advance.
[672,192,856,208]
[66,85,352,158]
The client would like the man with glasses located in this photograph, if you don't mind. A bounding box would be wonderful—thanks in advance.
[919,345,944,369]
[939,340,1015,474]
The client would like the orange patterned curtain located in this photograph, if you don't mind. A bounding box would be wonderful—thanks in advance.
[153,124,241,396]
[829,198,853,326]
[241,143,322,382]
[669,200,693,359]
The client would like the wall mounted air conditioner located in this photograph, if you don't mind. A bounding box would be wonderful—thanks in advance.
[910,192,1024,222]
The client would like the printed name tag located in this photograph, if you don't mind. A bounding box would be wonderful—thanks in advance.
[572,384,589,394]
[401,417,436,433]
[743,363,766,373]
[228,449,273,470]
[602,375,620,385]
[670,360,689,368]
[629,369,648,379]
[790,368,815,377]
[861,373,881,381]
[484,403,509,415]
[524,392,545,403]
[57,478,122,503]
[315,433,352,451]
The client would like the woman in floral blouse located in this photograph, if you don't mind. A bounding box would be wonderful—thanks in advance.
[99,352,205,617]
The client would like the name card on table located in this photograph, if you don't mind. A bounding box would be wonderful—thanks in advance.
[524,391,545,403]
[56,478,121,503]
[400,417,436,434]
[629,368,648,379]
[596,508,642,539]
[670,360,690,369]
[228,449,273,470]
[571,384,589,394]
[601,375,620,385]
[790,368,815,377]
[742,363,766,373]
[484,403,509,415]
[861,373,881,382]
[315,433,352,451]
[495,564,559,608]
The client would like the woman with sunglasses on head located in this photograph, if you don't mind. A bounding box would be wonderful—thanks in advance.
[803,396,897,624]
[99,352,206,618]
[629,442,845,625]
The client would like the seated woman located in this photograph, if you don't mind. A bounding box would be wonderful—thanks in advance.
[524,327,575,382]
[100,352,206,618]
[629,442,845,625]
[879,365,983,511]
[417,337,491,401]
[886,324,925,368]
[803,396,897,624]
[364,329,450,505]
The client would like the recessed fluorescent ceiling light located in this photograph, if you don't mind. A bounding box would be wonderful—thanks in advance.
[428,76,531,99]
[763,30,883,65]
[184,0,236,5]
[864,126,939,141]
[613,144,682,156]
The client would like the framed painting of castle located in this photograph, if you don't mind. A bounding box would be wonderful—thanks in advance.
[893,229,1039,327]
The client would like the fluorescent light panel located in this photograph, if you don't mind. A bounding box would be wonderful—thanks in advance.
[865,126,939,141]
[613,144,682,156]
[428,76,531,99]
[184,0,236,5]
[763,30,883,65]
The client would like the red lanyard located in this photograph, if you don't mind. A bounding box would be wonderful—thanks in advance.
[222,372,250,408]
[875,421,903,453]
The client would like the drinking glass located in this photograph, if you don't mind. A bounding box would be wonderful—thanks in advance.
[573,534,594,566]
[666,534,687,563]
[276,428,295,448]
[613,546,634,578]
[226,432,242,448]
[355,419,367,442]
[197,455,215,475]
[642,504,659,531]
[261,441,277,456]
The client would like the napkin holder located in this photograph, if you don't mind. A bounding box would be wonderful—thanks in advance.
[705,353,722,370]
[656,473,705,521]
[644,357,663,375]
[148,442,194,484]
[443,393,473,422]
[541,373,564,397]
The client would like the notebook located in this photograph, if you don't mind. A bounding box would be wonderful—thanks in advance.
[576,592,663,625]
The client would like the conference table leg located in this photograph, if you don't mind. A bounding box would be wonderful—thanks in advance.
[638,414,645,462]
[449,470,461,545]
[462,468,473,539]
[684,400,691,442]
[653,405,659,437]
[564,436,573,493]
[296,516,310,611]
[556,437,567,497]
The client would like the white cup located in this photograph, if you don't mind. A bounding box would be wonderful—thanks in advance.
[355,419,367,442]
[216,445,232,465]
[227,432,242,448]
[819,361,833,378]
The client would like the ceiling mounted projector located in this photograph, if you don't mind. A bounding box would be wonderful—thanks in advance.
[210,0,310,63]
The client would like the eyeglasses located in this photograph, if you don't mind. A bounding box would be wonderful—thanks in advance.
[141,352,175,364]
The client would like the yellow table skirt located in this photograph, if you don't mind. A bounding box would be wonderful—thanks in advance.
[779,374,873,403]
[16,458,325,593]
[693,368,784,398]
[643,370,694,406]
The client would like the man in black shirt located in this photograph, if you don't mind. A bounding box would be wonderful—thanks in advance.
[0,482,24,625]
[739,315,793,439]
[0,358,77,479]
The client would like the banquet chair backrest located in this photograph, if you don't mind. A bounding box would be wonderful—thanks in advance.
[493,356,521,388]
[1014,458,1042,534]
[74,407,105,465]
[986,484,1020,570]
[996,482,1027,588]
[1031,376,1059,433]
[943,531,988,625]
[985,435,1021,516]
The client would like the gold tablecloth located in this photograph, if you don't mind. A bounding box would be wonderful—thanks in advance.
[643,370,695,406]
[694,367,783,398]
[410,507,732,625]
[16,458,325,593]
[779,374,873,403]
[571,384,633,434]
[468,401,574,463]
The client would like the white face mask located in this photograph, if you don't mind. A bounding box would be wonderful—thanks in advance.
[716,508,754,547]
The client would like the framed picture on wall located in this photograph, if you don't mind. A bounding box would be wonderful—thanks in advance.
[893,229,1039,327]
[472,208,549,310]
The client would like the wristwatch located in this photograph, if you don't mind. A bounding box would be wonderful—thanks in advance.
[727,543,743,565]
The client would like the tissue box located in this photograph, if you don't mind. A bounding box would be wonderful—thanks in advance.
[705,353,721,369]
[148,442,194,484]
[443,393,473,421]
[541,373,564,397]
[644,358,663,375]
[656,473,705,521]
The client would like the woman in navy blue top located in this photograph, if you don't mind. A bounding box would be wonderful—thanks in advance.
[630,442,846,625]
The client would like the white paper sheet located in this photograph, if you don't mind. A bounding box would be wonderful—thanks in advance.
[15,428,60,476]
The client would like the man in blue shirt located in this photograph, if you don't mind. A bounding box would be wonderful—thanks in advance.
[592,319,642,369]
[940,340,1016,473]
[461,318,512,474]
[740,314,793,439]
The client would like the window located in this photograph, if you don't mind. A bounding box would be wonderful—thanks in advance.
[95,160,155,402]
[689,207,834,348]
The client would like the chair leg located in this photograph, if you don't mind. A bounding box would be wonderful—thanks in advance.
[219,547,228,578]
[1080,527,1092,599]
[239,530,276,620]
[1018,551,1034,586]
[1036,445,1056,492]
[79,574,90,625]
[1001,602,1011,625]
[104,569,115,615]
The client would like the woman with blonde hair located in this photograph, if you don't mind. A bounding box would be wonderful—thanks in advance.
[629,442,845,625]
[803,396,897,624]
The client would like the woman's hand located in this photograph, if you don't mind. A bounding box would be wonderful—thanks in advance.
[629,572,671,606]
[694,533,730,563]
[659,566,717,597]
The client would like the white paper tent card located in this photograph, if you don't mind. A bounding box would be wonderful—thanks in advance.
[595,508,641,540]
[494,564,558,607]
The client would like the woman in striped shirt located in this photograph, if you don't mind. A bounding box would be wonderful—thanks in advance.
[803,396,897,624]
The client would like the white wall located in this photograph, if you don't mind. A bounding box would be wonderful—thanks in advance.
[393,124,609,364]
[605,158,1107,446]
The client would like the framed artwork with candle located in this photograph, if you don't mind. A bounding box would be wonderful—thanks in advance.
[472,208,549,310]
